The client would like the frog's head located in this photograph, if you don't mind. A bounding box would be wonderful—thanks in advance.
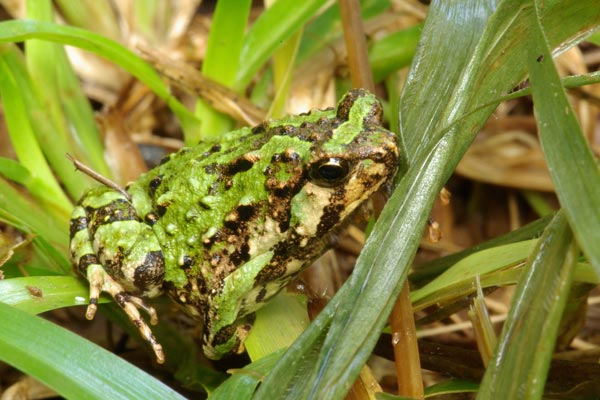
[207,89,399,293]
[290,89,399,241]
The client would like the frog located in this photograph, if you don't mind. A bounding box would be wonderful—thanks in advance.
[69,89,399,363]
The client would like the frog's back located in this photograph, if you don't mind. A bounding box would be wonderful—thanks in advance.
[125,89,399,357]
[128,107,344,286]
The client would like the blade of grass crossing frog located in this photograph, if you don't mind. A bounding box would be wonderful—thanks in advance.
[257,2,500,397]
[255,127,456,399]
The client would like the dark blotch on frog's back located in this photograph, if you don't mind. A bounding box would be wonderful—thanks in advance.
[270,150,301,165]
[148,175,163,197]
[223,156,254,176]
[210,204,259,267]
[156,204,169,217]
[272,124,297,136]
[223,219,238,231]
[198,200,212,210]
[157,147,191,167]
[158,154,172,166]
[193,143,223,163]
[236,204,258,222]
[204,163,219,175]
[251,122,268,135]
[180,254,194,269]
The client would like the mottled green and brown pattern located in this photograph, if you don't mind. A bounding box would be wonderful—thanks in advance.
[69,89,399,362]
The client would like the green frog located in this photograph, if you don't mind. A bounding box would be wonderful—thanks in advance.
[69,89,399,363]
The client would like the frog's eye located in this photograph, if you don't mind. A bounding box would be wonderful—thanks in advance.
[309,158,351,187]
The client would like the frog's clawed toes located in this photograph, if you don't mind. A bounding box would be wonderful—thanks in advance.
[114,291,165,364]
[85,265,104,320]
[85,264,165,364]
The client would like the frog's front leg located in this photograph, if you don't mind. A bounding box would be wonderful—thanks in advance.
[202,252,275,359]
[70,186,166,363]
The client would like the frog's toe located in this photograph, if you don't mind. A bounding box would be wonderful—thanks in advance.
[113,291,165,364]
[85,265,104,320]
[127,295,159,325]
[84,264,165,364]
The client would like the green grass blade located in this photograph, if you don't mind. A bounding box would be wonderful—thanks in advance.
[234,0,328,91]
[411,240,535,305]
[0,276,106,314]
[410,215,552,284]
[398,1,499,164]
[203,0,250,85]
[55,0,120,40]
[424,380,479,397]
[211,350,284,400]
[26,0,111,183]
[0,19,201,142]
[194,0,251,139]
[268,28,302,119]
[477,211,577,399]
[244,292,309,361]
[1,45,89,203]
[0,45,72,217]
[0,176,68,254]
[369,24,421,83]
[0,157,34,186]
[0,302,185,399]
[0,43,92,200]
[132,0,165,43]
[527,2,600,274]
[296,0,391,65]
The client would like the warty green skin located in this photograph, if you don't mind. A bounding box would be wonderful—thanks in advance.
[69,89,399,361]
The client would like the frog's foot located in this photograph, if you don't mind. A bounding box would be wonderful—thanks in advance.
[85,264,165,364]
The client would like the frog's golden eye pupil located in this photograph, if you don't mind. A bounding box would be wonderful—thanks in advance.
[310,158,350,187]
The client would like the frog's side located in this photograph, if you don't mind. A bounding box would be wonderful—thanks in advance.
[69,89,399,362]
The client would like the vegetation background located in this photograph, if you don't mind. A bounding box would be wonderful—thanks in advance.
[0,0,599,399]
